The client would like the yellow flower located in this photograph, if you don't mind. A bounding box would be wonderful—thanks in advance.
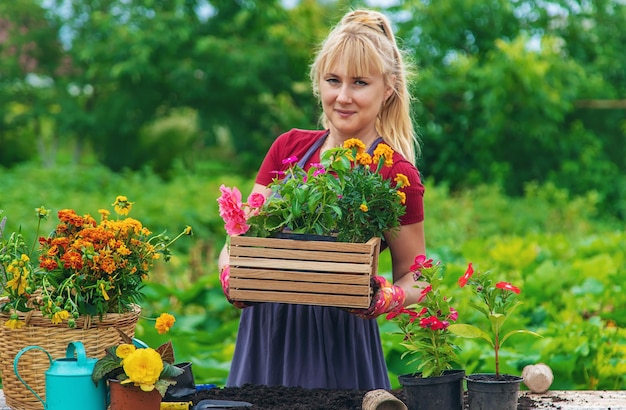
[35,206,49,219]
[355,152,372,166]
[4,317,24,329]
[397,191,407,204]
[183,225,193,235]
[99,282,110,301]
[116,344,137,359]
[359,203,369,212]
[51,310,70,324]
[155,313,176,334]
[112,195,134,216]
[121,348,164,391]
[394,173,410,188]
[372,143,394,167]
[343,138,366,153]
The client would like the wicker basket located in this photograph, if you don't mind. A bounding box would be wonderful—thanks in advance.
[0,304,141,410]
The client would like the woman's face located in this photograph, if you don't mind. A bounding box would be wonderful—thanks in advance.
[319,63,392,140]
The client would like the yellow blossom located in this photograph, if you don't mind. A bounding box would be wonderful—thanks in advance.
[372,143,394,167]
[355,152,372,166]
[112,196,134,216]
[5,317,24,329]
[121,348,163,391]
[343,138,366,153]
[100,283,110,300]
[394,173,410,188]
[359,203,369,212]
[155,313,176,334]
[397,191,407,204]
[51,310,70,324]
[183,225,193,235]
[116,344,137,359]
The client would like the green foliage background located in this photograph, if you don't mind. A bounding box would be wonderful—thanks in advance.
[1,0,625,392]
[1,163,624,390]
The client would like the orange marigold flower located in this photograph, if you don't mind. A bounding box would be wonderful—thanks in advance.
[397,191,406,204]
[372,143,394,167]
[394,173,410,188]
[343,138,366,153]
[155,313,176,334]
[355,152,372,166]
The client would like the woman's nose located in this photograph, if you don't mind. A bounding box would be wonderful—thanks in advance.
[336,84,352,103]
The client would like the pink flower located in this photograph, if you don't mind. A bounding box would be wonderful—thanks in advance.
[458,262,474,287]
[313,168,326,177]
[282,156,298,165]
[410,254,434,272]
[217,185,243,219]
[247,193,266,209]
[496,281,521,294]
[224,217,250,236]
[448,307,458,322]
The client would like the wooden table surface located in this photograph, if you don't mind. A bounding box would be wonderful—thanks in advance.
[1,389,625,409]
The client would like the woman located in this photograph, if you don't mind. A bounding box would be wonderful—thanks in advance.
[218,9,425,390]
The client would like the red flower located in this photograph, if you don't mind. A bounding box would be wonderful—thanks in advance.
[495,281,521,294]
[419,315,449,331]
[458,262,474,287]
[410,254,434,272]
[417,285,432,303]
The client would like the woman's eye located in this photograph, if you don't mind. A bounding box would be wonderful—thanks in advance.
[326,78,339,84]
[355,80,368,86]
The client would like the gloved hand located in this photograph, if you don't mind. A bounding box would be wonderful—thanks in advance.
[347,275,406,319]
[219,265,252,309]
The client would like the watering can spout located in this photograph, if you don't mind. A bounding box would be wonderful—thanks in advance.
[14,341,107,410]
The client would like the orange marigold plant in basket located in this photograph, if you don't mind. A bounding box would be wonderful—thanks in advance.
[0,196,192,410]
[0,196,192,329]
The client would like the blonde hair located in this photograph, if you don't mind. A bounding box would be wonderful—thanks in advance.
[310,9,420,163]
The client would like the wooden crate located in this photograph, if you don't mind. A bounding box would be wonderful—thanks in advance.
[228,236,381,308]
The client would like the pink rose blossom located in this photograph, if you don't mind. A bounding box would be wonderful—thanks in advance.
[247,192,266,209]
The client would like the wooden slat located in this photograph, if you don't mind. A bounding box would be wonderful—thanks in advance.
[230,278,370,295]
[230,247,373,264]
[230,257,372,274]
[230,268,370,285]
[230,236,378,253]
[230,290,370,308]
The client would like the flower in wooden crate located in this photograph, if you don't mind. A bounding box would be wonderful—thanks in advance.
[386,255,462,377]
[217,138,409,243]
[0,197,192,329]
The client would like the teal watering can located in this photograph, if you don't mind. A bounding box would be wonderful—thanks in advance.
[14,341,107,410]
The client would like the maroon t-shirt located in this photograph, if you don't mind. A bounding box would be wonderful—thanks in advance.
[255,128,425,224]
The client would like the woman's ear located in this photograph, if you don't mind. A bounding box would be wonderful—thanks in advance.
[384,75,397,102]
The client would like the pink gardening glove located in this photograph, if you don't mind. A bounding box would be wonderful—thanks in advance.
[347,275,406,319]
[219,265,252,309]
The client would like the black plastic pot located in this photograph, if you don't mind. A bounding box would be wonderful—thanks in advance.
[465,373,523,410]
[164,362,196,401]
[398,369,465,410]
[274,232,337,242]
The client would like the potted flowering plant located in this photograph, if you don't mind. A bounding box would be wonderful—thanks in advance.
[218,138,408,242]
[0,197,192,410]
[0,196,192,328]
[448,263,542,410]
[217,138,410,308]
[92,313,185,409]
[385,254,465,410]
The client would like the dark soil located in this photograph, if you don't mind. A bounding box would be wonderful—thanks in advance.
[173,384,548,409]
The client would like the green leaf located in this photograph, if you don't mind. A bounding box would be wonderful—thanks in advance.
[448,324,494,347]
[500,329,543,347]
[91,356,121,385]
